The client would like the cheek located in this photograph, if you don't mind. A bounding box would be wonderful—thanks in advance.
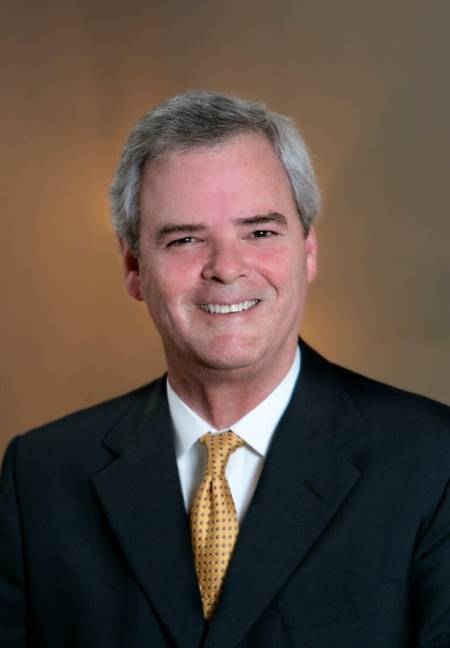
[153,252,202,282]
[141,261,196,321]
[253,246,305,286]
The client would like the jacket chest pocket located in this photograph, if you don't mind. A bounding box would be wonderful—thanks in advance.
[278,578,402,628]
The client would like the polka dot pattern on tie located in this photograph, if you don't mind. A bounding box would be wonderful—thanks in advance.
[190,430,245,619]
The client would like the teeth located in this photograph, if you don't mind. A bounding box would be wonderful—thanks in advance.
[200,300,259,314]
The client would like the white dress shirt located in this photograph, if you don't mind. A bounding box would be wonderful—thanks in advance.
[167,347,300,522]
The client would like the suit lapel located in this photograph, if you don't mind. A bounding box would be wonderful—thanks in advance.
[204,343,364,648]
[92,380,205,648]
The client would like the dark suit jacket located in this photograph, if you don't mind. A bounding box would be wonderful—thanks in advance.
[1,343,449,647]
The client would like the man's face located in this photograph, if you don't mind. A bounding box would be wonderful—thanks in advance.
[121,133,317,379]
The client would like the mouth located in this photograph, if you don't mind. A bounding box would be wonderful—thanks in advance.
[199,299,260,314]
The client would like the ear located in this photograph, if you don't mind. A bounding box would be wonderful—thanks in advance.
[117,235,144,302]
[304,226,318,284]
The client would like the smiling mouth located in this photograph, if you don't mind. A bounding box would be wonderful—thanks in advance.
[199,299,260,314]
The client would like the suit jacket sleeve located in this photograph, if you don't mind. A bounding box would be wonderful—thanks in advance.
[0,437,26,647]
[412,474,450,647]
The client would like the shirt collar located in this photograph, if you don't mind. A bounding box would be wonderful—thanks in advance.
[167,346,300,459]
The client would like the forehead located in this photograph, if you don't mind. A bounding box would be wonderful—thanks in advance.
[139,132,297,220]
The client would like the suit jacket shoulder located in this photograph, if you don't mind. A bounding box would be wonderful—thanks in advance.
[300,343,450,489]
[331,355,450,462]
[334,359,448,426]
[4,379,169,507]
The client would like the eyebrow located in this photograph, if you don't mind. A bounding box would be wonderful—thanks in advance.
[155,212,288,244]
[234,212,288,227]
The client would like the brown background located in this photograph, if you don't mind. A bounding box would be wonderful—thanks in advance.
[2,0,449,457]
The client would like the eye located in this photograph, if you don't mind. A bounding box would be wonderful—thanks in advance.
[250,229,277,238]
[167,236,198,248]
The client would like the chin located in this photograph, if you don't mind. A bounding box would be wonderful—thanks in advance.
[192,339,267,373]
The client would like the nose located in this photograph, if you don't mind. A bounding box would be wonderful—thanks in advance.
[201,240,250,284]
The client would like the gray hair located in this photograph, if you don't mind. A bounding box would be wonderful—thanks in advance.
[110,90,321,255]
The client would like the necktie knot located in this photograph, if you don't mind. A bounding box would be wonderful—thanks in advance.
[200,430,245,477]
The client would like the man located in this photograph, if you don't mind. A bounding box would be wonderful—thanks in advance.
[1,91,449,647]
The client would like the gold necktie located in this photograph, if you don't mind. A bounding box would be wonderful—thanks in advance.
[190,430,245,619]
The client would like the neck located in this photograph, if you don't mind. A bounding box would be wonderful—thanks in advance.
[167,344,298,429]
